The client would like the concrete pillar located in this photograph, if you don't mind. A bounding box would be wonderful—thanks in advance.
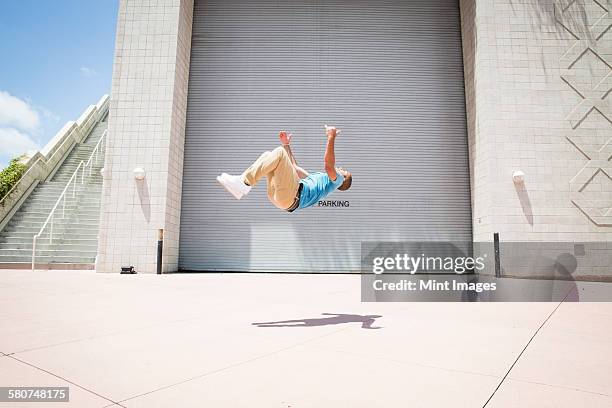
[97,0,194,273]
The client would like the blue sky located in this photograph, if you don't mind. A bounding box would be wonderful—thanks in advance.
[0,0,118,169]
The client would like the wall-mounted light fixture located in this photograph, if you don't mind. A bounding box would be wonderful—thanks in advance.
[512,170,525,184]
[133,167,146,181]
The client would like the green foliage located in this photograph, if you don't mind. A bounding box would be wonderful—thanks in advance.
[0,156,28,203]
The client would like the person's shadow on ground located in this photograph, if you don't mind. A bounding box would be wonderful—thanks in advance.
[252,313,382,329]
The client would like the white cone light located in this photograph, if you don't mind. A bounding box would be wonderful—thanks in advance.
[512,170,525,184]
[133,167,146,181]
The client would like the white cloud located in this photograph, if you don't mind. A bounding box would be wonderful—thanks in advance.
[80,66,98,77]
[0,91,40,131]
[39,106,60,123]
[0,127,40,158]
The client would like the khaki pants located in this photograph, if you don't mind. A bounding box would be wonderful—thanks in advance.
[242,146,300,210]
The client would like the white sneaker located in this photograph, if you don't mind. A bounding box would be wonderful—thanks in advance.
[216,173,251,199]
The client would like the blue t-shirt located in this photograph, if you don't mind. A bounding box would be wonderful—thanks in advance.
[298,171,345,210]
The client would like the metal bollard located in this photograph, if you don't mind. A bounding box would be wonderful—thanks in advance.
[494,232,501,278]
[157,228,164,275]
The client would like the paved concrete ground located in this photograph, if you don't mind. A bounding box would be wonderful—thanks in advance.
[1,270,611,407]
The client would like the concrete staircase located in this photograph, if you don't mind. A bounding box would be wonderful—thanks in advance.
[0,119,107,267]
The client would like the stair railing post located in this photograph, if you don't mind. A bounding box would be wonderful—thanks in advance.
[31,235,37,272]
[49,214,54,245]
[101,135,105,166]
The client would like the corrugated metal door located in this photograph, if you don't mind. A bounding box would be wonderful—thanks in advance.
[179,0,471,272]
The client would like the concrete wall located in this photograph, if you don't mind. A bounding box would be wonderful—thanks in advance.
[97,0,193,273]
[461,0,612,243]
[101,0,611,273]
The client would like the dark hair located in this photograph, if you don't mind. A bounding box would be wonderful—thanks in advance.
[338,173,352,191]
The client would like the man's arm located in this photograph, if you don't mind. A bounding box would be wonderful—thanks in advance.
[279,131,309,178]
[283,144,309,178]
[324,127,338,180]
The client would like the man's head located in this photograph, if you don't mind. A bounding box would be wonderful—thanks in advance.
[337,167,352,191]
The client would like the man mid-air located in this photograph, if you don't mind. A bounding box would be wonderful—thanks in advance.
[216,125,352,212]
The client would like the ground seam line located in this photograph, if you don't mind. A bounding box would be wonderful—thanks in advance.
[11,310,252,355]
[481,294,569,407]
[7,355,126,408]
[117,326,351,404]
[506,377,611,397]
[328,348,500,380]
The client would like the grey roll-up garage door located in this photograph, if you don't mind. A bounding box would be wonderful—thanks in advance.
[179,0,472,272]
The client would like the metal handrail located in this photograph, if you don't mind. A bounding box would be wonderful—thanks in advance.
[31,161,84,271]
[84,129,107,179]
[0,109,98,208]
[31,129,107,271]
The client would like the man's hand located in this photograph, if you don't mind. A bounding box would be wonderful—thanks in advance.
[279,130,292,145]
[325,125,340,138]
[323,126,338,180]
